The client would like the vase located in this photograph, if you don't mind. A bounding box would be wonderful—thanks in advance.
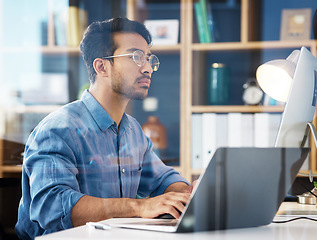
[142,116,168,157]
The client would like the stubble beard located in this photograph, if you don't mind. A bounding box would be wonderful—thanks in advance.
[111,71,149,100]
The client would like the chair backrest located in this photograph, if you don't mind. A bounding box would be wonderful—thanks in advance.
[0,177,22,240]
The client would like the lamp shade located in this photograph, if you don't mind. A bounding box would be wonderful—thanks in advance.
[256,50,300,102]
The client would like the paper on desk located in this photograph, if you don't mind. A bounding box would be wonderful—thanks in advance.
[276,202,317,217]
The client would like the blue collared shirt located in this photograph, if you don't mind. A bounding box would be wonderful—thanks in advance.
[15,90,188,240]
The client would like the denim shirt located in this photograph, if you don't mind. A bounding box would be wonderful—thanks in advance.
[15,90,188,240]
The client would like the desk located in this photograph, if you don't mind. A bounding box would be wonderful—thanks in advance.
[36,202,317,240]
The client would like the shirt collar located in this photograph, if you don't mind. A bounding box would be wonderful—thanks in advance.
[81,89,130,132]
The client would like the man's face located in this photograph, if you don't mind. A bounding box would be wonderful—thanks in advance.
[109,32,153,100]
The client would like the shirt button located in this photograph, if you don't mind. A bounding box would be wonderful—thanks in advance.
[122,169,125,173]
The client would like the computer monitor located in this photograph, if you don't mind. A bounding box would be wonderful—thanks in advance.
[275,46,317,148]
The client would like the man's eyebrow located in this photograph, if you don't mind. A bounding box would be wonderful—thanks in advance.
[126,48,139,52]
[126,48,152,55]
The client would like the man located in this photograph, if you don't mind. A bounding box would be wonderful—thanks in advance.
[15,17,194,240]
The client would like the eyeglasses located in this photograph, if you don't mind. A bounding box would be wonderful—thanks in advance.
[102,49,160,71]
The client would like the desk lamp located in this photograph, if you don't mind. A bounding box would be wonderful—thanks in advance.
[256,46,317,203]
[256,49,299,102]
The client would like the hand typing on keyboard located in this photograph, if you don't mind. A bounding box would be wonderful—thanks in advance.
[137,191,190,219]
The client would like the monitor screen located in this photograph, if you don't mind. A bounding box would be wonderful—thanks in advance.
[275,46,317,147]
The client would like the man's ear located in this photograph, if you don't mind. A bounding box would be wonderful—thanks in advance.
[93,58,110,77]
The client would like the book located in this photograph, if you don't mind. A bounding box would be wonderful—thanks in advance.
[53,0,68,46]
[78,6,88,40]
[227,113,242,147]
[191,114,203,169]
[67,5,80,46]
[254,113,270,147]
[206,2,216,42]
[194,0,211,43]
[269,113,282,146]
[67,0,88,46]
[194,1,206,43]
[201,113,216,168]
[215,113,228,149]
[199,0,211,43]
[241,113,254,147]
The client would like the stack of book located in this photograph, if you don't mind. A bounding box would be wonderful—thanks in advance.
[194,0,215,43]
[191,112,282,169]
[53,0,88,47]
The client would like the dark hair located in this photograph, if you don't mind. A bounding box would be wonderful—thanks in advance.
[80,17,152,83]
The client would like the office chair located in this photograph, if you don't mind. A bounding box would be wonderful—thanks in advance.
[0,177,21,240]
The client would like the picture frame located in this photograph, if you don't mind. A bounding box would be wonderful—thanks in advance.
[144,19,179,46]
[280,8,312,41]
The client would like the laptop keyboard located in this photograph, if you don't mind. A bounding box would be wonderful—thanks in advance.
[129,219,178,227]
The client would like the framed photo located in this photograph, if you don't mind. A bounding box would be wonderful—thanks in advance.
[280,8,312,40]
[144,19,179,46]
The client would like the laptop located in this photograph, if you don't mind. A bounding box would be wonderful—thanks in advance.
[110,147,309,232]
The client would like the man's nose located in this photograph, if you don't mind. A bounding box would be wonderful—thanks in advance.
[141,60,153,75]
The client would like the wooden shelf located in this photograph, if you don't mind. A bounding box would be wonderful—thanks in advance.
[3,39,316,54]
[1,165,22,173]
[191,105,284,113]
[42,46,81,55]
[150,44,182,53]
[0,165,22,178]
[192,40,317,51]
[1,46,81,55]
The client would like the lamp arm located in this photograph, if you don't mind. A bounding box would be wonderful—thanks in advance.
[298,122,317,182]
[300,122,317,148]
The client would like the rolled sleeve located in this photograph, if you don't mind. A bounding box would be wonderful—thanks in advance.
[137,138,189,198]
[30,185,84,231]
[25,126,84,232]
[150,167,189,196]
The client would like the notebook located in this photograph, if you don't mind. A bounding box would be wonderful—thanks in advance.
[109,147,309,232]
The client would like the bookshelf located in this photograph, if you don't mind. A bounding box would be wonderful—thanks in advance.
[127,0,317,181]
[0,0,316,181]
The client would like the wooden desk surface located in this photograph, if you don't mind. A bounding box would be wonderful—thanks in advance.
[36,202,317,240]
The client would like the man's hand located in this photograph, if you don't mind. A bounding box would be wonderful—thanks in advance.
[187,180,199,193]
[137,180,199,219]
[138,191,190,219]
[71,180,199,226]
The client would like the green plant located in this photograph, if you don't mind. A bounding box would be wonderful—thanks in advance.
[314,181,317,189]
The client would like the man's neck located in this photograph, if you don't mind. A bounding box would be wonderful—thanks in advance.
[89,86,129,126]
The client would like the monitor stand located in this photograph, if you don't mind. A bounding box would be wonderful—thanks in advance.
[297,122,317,203]
[300,122,317,181]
